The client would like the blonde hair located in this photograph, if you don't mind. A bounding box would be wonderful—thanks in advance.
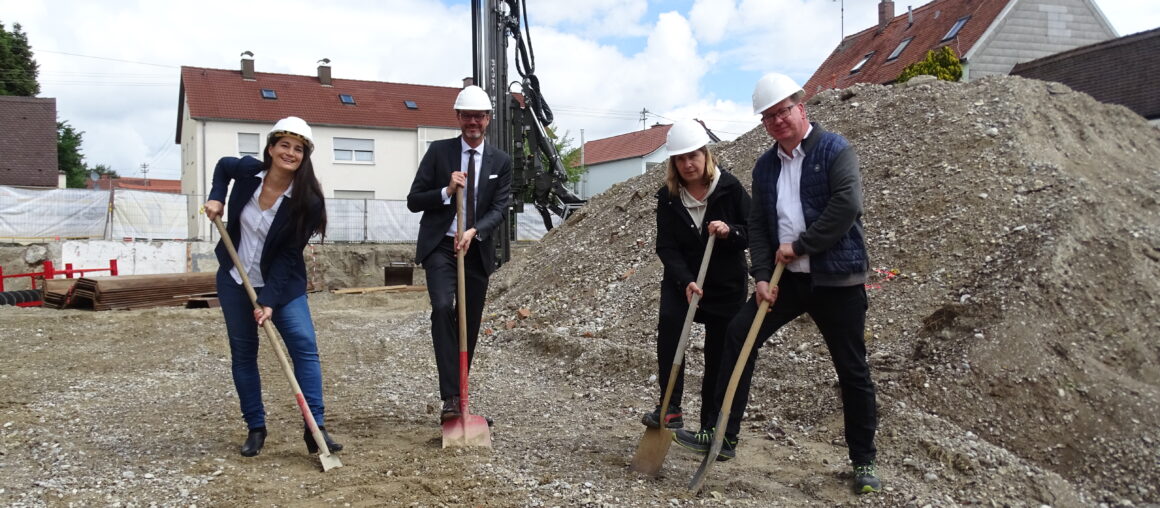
[665,146,718,197]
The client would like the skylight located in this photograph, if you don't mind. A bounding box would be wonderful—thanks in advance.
[260,89,277,100]
[339,94,356,105]
[850,52,875,74]
[404,100,418,109]
[887,37,913,61]
[942,16,970,41]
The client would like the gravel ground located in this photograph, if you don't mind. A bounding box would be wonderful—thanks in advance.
[1,74,1159,507]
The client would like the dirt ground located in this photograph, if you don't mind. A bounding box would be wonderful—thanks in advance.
[2,75,1159,507]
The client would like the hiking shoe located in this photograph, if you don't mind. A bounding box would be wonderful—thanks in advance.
[641,405,684,429]
[672,427,737,461]
[853,463,882,494]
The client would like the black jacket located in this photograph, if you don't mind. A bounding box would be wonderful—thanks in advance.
[655,170,751,319]
[210,156,322,308]
[406,137,513,275]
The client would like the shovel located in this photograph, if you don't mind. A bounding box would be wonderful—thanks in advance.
[212,217,343,472]
[629,235,716,475]
[688,262,785,492]
[441,188,493,448]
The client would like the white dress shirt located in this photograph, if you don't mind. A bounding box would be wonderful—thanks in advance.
[230,170,293,286]
[444,138,485,237]
[775,124,814,273]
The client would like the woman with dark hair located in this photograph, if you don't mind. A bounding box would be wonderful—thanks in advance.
[204,116,342,458]
[643,120,750,457]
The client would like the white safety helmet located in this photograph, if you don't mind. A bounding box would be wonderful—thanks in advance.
[454,85,493,111]
[268,116,314,151]
[666,120,711,157]
[752,73,803,115]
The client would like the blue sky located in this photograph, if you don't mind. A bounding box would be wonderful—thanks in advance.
[1,0,1156,181]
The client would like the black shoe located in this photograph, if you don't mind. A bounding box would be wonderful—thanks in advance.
[641,405,684,429]
[672,427,738,461]
[853,463,882,493]
[441,396,462,423]
[304,426,343,454]
[240,427,266,457]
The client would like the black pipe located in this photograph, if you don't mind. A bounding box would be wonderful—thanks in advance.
[0,289,42,306]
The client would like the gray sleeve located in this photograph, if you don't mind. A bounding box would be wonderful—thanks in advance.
[793,146,862,255]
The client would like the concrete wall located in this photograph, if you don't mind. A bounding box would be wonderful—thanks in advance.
[966,0,1116,80]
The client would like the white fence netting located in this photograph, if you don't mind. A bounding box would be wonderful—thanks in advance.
[0,185,555,243]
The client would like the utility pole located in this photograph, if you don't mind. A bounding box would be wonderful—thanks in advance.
[139,163,149,187]
[835,0,845,38]
[639,108,649,130]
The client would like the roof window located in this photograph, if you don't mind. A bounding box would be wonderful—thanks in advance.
[887,37,913,61]
[942,16,970,41]
[404,100,418,109]
[260,89,277,100]
[339,94,356,105]
[850,52,875,74]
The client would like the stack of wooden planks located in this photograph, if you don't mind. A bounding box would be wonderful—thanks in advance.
[330,285,427,295]
[40,278,78,309]
[69,273,216,311]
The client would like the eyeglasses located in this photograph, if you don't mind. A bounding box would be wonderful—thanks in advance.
[458,112,489,121]
[760,103,799,123]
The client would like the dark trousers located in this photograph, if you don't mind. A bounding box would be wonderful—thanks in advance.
[712,272,877,465]
[656,310,729,429]
[422,237,489,401]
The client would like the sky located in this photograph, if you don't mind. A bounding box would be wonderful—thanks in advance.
[1,0,1157,181]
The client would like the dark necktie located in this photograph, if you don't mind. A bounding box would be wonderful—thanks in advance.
[466,149,477,229]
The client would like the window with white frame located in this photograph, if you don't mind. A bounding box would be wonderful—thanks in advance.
[333,137,375,163]
[238,133,260,158]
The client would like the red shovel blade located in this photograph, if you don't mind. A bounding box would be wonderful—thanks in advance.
[442,413,492,448]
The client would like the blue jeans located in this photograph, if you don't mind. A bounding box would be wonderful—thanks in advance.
[217,271,326,430]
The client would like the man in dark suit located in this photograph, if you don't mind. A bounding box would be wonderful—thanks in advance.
[406,85,512,423]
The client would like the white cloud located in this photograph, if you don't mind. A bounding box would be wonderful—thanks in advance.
[527,0,650,38]
[689,0,738,45]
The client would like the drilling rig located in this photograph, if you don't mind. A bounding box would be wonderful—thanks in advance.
[471,0,585,266]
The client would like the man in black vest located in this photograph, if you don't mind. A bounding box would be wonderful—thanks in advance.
[406,85,512,424]
[673,73,880,494]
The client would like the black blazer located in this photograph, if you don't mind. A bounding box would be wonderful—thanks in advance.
[655,170,751,319]
[210,156,321,308]
[407,137,512,275]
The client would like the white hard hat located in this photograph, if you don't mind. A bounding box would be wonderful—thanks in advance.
[454,85,492,111]
[752,73,803,115]
[666,120,711,157]
[268,116,314,151]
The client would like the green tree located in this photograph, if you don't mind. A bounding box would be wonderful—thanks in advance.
[58,121,89,188]
[896,46,962,83]
[91,163,119,178]
[0,21,40,96]
[550,128,587,185]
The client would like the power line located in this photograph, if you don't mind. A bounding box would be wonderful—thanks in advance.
[35,49,177,68]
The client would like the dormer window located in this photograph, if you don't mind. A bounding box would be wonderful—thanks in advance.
[942,16,970,41]
[850,52,875,74]
[339,94,356,105]
[260,89,277,99]
[887,37,913,61]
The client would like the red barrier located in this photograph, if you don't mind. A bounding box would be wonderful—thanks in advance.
[0,259,118,292]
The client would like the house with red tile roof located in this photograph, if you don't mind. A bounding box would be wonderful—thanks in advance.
[177,55,465,237]
[0,96,60,188]
[1011,27,1160,125]
[87,176,182,194]
[804,0,1117,98]
[577,123,671,199]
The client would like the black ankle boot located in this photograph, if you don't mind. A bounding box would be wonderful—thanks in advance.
[240,427,267,457]
[304,426,343,453]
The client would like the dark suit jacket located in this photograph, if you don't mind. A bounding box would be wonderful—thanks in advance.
[407,137,512,275]
[209,156,322,308]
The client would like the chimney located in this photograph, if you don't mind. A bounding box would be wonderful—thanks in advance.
[908,6,914,27]
[878,0,895,32]
[240,50,255,80]
[462,76,475,88]
[317,58,332,86]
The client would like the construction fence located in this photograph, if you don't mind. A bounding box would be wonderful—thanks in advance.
[0,185,557,244]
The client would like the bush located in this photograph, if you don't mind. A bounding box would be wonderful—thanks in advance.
[896,46,963,83]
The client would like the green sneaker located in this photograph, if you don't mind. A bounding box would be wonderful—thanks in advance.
[672,427,737,461]
[853,463,882,493]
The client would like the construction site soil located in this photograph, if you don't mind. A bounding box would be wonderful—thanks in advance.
[1,75,1158,507]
